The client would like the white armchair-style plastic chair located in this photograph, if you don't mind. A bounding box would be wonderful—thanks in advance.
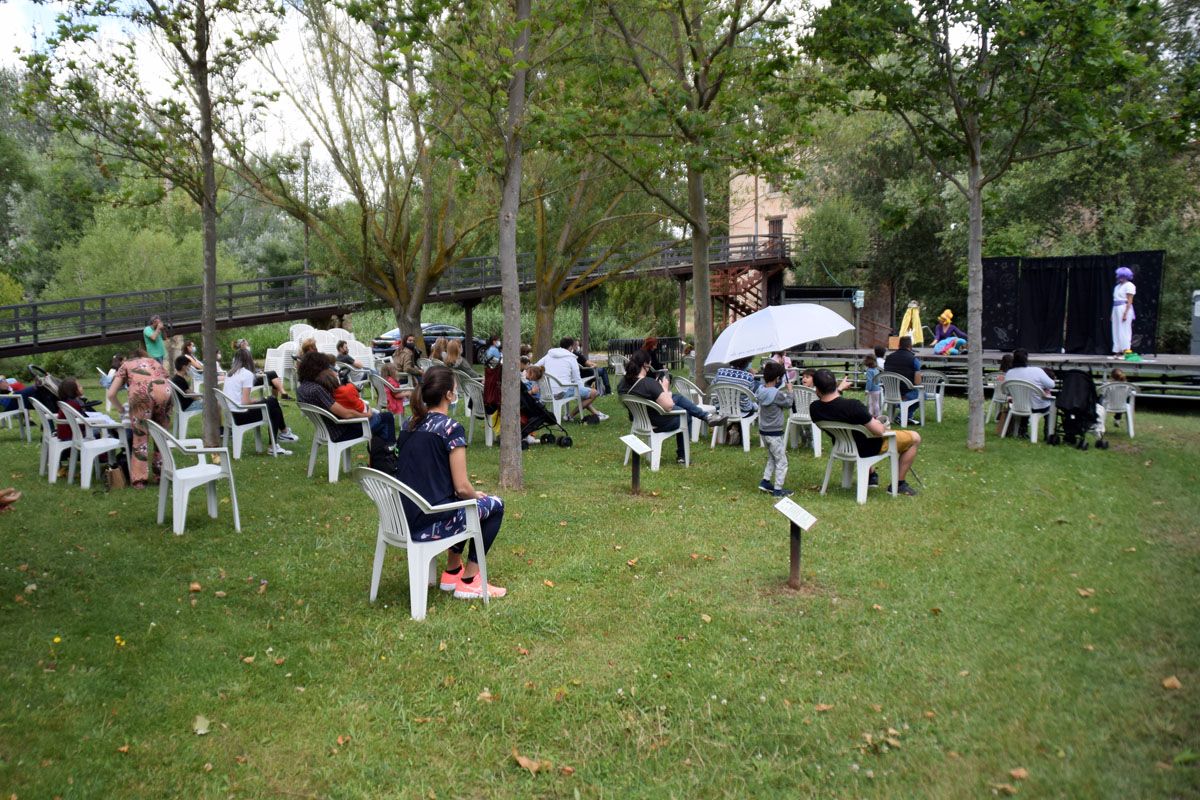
[815,421,898,505]
[620,394,689,471]
[709,384,759,452]
[985,376,1007,423]
[1098,382,1136,437]
[328,327,353,342]
[368,372,411,418]
[0,392,31,443]
[145,420,240,535]
[213,391,276,458]
[786,385,821,458]
[920,370,948,423]
[879,372,925,427]
[263,348,290,390]
[166,379,203,439]
[297,403,371,483]
[459,378,493,447]
[999,379,1055,443]
[672,375,716,442]
[28,397,72,481]
[290,323,316,343]
[58,402,126,490]
[355,467,489,621]
[539,373,584,424]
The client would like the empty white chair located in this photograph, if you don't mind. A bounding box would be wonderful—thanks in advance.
[58,402,126,490]
[298,403,371,483]
[290,323,316,343]
[459,378,493,447]
[28,397,72,481]
[355,466,489,621]
[985,375,1007,423]
[145,420,240,535]
[263,347,290,392]
[920,370,948,423]
[879,372,925,427]
[213,391,276,458]
[786,384,821,457]
[328,327,353,342]
[0,392,31,443]
[815,421,898,505]
[709,384,759,452]
[166,379,204,439]
[348,340,375,366]
[539,373,584,424]
[621,394,689,471]
[999,379,1055,443]
[1098,381,1136,437]
[672,375,716,442]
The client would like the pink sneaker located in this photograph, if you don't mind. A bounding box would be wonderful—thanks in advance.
[453,575,507,599]
[438,570,463,591]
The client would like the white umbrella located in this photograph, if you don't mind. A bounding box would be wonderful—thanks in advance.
[705,304,854,365]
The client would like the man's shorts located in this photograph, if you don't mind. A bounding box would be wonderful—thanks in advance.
[557,386,596,401]
[880,429,918,454]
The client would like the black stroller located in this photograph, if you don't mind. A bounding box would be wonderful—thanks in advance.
[520,381,572,448]
[1047,370,1109,450]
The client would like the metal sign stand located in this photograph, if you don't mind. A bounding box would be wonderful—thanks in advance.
[620,434,652,495]
[773,497,818,590]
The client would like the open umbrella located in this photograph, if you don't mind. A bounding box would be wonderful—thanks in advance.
[705,304,854,365]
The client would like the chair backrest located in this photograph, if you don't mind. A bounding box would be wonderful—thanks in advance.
[814,420,878,460]
[263,348,287,376]
[683,354,696,378]
[144,419,182,475]
[348,340,374,364]
[290,323,316,343]
[56,401,88,444]
[791,385,817,422]
[1002,379,1044,414]
[165,379,191,417]
[328,327,353,342]
[878,372,915,403]
[460,377,486,420]
[355,466,440,546]
[297,402,337,442]
[711,384,755,418]
[367,372,390,411]
[212,390,249,424]
[1098,382,1134,411]
[27,396,56,439]
[672,375,705,406]
[921,370,947,395]
[609,353,627,376]
[416,358,435,372]
[620,394,658,436]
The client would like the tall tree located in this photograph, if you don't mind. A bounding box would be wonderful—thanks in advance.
[22,0,283,445]
[805,0,1173,449]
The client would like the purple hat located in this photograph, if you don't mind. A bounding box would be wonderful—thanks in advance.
[1116,267,1134,280]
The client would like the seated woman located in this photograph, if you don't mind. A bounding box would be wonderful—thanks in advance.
[933,309,968,354]
[444,339,468,371]
[617,351,721,464]
[232,337,288,399]
[295,351,395,446]
[391,366,507,600]
[223,347,298,455]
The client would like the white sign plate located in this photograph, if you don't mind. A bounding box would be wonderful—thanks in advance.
[619,434,652,456]
[774,497,817,531]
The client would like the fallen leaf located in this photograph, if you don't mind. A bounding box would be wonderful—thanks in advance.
[17,564,28,572]
[814,704,834,713]
[870,704,883,712]
[214,591,227,598]
[872,604,883,612]
[235,755,248,765]
[1076,587,1095,597]
[613,544,623,550]
[1010,767,1029,781]
[700,613,712,623]
[1162,675,1182,690]
[559,765,575,776]
[1156,761,1174,770]
[193,715,210,735]
[559,521,568,527]
[924,710,936,719]
[336,735,351,746]
[1083,644,1095,652]
[991,783,1018,795]
[258,582,267,595]
[885,736,902,748]
[274,657,286,666]
[438,641,447,652]
[189,582,202,593]
[1124,546,1137,553]
[413,717,432,724]
[116,744,130,754]
[690,553,699,560]
[930,607,942,616]
[543,580,555,588]
[203,762,213,772]
[477,689,495,703]
[516,647,530,656]
[512,748,545,775]
[626,558,639,567]
[242,656,255,664]
[107,510,118,517]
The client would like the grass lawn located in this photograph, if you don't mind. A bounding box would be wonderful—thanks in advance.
[1,387,1198,798]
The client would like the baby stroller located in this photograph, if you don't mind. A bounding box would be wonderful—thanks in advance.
[1047,370,1109,450]
[520,381,572,449]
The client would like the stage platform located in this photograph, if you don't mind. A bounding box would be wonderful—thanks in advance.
[787,348,1200,402]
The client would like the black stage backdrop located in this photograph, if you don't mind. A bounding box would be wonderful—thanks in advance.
[982,251,1163,354]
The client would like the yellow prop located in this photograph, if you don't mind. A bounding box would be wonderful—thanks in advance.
[898,301,924,345]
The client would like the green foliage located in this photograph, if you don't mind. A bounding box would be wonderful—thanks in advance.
[795,196,871,284]
[0,271,24,305]
[599,278,679,338]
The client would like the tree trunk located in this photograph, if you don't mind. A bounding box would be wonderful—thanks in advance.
[393,303,422,348]
[965,146,986,450]
[533,290,555,358]
[192,9,221,448]
[497,0,532,490]
[686,163,712,388]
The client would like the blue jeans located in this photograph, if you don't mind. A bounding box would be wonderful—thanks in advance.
[671,393,711,421]
[369,411,396,445]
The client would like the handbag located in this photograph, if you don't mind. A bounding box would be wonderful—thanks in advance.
[104,464,128,490]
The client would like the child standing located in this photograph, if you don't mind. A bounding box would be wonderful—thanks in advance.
[755,361,794,497]
[380,362,409,419]
[863,354,882,419]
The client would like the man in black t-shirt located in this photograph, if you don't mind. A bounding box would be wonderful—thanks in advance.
[809,369,920,496]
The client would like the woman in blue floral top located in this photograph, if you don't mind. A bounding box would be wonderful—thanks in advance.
[396,367,507,600]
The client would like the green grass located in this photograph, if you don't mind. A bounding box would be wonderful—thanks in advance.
[1,390,1198,798]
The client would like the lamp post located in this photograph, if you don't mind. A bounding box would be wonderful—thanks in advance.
[300,140,312,298]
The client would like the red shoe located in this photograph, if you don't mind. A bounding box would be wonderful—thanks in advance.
[453,575,507,599]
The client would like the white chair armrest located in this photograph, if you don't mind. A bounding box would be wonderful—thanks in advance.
[426,497,478,513]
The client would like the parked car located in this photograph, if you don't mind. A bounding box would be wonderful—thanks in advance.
[371,323,488,363]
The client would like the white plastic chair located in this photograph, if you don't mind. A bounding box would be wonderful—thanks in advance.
[815,421,898,505]
[278,341,299,392]
[1098,382,1136,437]
[539,373,584,424]
[328,327,353,342]
[28,397,72,481]
[620,394,689,471]
[999,379,1055,443]
[263,348,289,390]
[368,372,411,418]
[290,323,316,343]
[0,392,31,443]
[166,379,203,439]
[985,376,1007,423]
[298,403,371,483]
[145,420,240,535]
[58,402,126,490]
[213,391,276,458]
[920,370,948,423]
[96,367,115,412]
[709,384,759,452]
[355,466,489,621]
[786,385,821,457]
[672,375,716,443]
[879,372,925,427]
[460,378,493,447]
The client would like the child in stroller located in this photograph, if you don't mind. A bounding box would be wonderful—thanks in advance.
[1047,370,1109,450]
[519,379,572,448]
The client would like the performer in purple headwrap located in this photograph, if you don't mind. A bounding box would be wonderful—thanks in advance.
[1111,266,1136,355]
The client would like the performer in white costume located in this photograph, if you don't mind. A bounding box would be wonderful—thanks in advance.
[1111,266,1136,355]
